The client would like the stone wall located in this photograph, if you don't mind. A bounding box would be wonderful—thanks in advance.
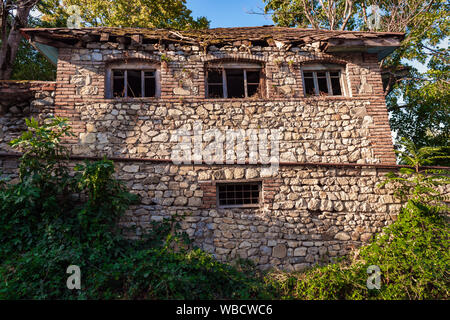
[115,162,401,271]
[52,40,395,164]
[0,81,56,153]
[72,100,378,164]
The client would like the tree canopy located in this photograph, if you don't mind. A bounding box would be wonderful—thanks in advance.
[37,0,209,29]
[1,0,209,80]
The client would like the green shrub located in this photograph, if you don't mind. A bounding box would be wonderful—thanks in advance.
[267,199,449,300]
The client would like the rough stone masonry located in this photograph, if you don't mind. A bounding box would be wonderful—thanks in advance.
[2,26,440,271]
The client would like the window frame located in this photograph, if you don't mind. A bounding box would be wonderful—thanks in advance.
[216,181,262,209]
[106,62,161,99]
[206,62,264,99]
[301,64,346,97]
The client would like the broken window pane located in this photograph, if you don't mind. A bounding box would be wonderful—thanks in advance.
[112,70,125,97]
[144,78,156,97]
[303,68,344,97]
[226,69,245,98]
[317,72,328,95]
[207,69,223,84]
[144,71,156,97]
[208,84,223,98]
[127,70,142,97]
[247,84,259,97]
[207,69,223,98]
[304,77,315,96]
[330,76,342,95]
[246,70,260,84]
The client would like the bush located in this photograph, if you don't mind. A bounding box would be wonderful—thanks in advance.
[267,199,449,299]
[0,117,272,299]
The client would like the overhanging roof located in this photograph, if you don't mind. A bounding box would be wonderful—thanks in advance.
[21,26,404,62]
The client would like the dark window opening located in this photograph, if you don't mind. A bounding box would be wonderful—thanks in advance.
[127,70,141,98]
[303,72,315,96]
[113,70,125,97]
[217,182,261,207]
[226,69,245,98]
[206,67,262,98]
[317,72,328,96]
[207,69,224,98]
[144,71,156,97]
[302,69,343,96]
[112,69,157,98]
[330,73,342,96]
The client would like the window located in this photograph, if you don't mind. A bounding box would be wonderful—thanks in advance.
[106,63,160,98]
[206,63,263,98]
[302,64,345,97]
[217,182,261,208]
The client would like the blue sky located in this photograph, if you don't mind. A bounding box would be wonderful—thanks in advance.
[186,0,272,28]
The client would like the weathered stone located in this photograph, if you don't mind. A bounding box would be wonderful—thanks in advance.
[272,244,287,258]
[174,196,188,206]
[123,165,139,173]
[360,232,373,242]
[294,247,307,256]
[80,132,96,144]
[334,232,351,241]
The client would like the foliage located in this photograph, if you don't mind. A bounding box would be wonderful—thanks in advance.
[10,39,56,81]
[0,117,271,299]
[264,0,359,30]
[264,139,449,299]
[387,58,449,149]
[38,0,209,29]
[9,16,57,81]
[267,199,449,299]
[0,0,40,79]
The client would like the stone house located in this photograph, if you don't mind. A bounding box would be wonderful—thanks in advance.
[1,26,408,271]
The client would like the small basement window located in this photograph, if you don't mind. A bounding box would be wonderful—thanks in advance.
[217,182,261,208]
[106,63,160,98]
[302,64,345,97]
[206,63,263,98]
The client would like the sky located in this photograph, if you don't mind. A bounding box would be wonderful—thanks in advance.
[186,0,272,28]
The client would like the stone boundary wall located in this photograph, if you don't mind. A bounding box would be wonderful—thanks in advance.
[0,81,56,153]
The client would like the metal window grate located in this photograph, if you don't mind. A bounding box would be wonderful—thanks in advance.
[217,182,261,208]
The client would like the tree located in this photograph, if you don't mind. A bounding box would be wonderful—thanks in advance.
[38,0,209,29]
[263,0,449,149]
[0,0,40,80]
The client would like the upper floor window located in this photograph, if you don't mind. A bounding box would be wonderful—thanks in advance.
[301,64,345,97]
[106,62,160,98]
[206,63,263,98]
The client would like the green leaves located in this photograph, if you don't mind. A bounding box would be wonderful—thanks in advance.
[38,0,209,30]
